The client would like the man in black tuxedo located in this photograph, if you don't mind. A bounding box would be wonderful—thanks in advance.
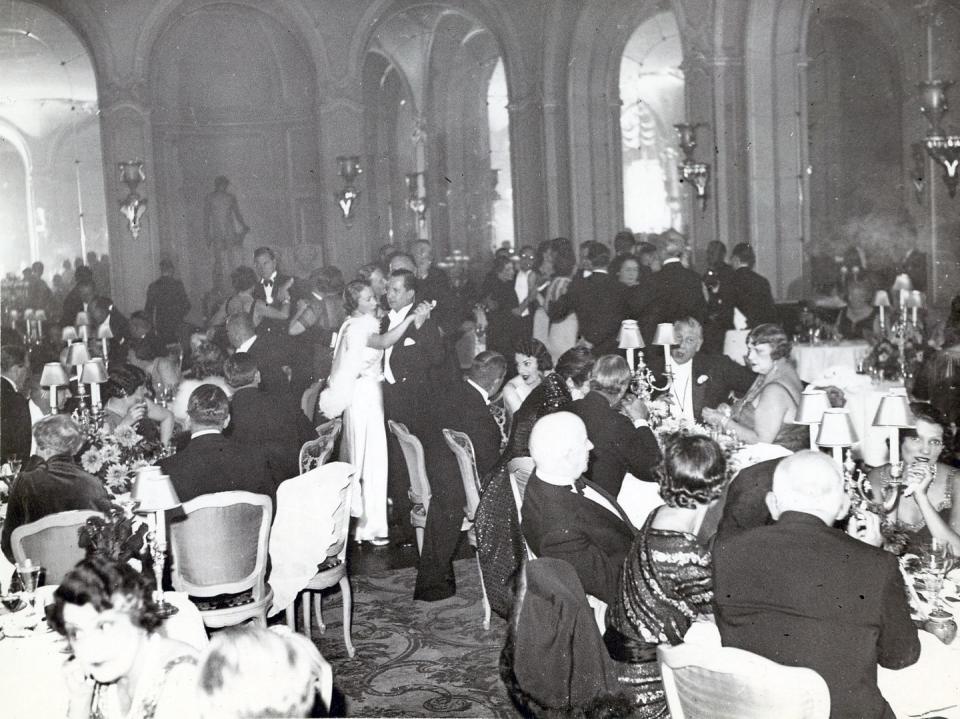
[0,345,32,464]
[641,317,756,423]
[713,451,919,719]
[223,353,312,486]
[160,384,274,508]
[226,312,290,394]
[88,297,131,364]
[415,351,506,601]
[569,355,661,497]
[705,456,782,541]
[521,412,636,605]
[549,242,624,354]
[144,259,191,345]
[61,266,96,327]
[382,269,452,545]
[635,232,707,343]
[727,242,778,328]
[409,241,460,337]
[252,246,294,336]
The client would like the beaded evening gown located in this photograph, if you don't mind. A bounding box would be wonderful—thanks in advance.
[604,507,713,717]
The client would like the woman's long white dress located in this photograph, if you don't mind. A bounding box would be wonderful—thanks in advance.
[318,314,388,541]
[533,276,578,365]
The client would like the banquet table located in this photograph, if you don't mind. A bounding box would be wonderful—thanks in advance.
[791,340,870,384]
[0,590,207,718]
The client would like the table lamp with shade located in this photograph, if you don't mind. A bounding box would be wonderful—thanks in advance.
[794,387,831,450]
[97,324,113,364]
[873,290,891,329]
[65,342,91,402]
[61,326,78,345]
[872,389,915,477]
[651,323,676,369]
[816,408,859,466]
[132,466,181,617]
[79,358,108,409]
[618,320,644,372]
[75,312,90,342]
[39,362,69,414]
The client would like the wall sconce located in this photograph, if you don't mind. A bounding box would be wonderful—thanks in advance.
[918,80,960,197]
[405,172,427,229]
[335,156,361,226]
[675,123,711,211]
[118,161,147,238]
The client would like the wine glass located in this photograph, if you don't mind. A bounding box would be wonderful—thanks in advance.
[4,454,22,477]
[0,586,23,613]
[921,539,955,620]
[15,562,42,614]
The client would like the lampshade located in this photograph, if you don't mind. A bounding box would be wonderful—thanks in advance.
[891,273,913,292]
[907,290,923,309]
[40,362,69,387]
[794,388,830,424]
[75,311,89,327]
[872,391,915,428]
[65,342,90,367]
[131,467,181,512]
[618,320,644,350]
[79,359,108,384]
[35,309,47,321]
[651,323,676,346]
[23,308,34,320]
[816,408,858,447]
[872,290,890,308]
[61,326,78,343]
[97,324,114,340]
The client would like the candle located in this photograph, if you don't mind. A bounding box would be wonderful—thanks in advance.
[626,349,635,373]
[80,324,89,341]
[101,337,109,360]
[832,446,843,466]
[155,511,166,553]
[889,427,900,467]
[90,382,101,407]
[50,384,59,413]
[911,306,918,325]
[809,424,819,451]
[663,344,670,369]
[878,305,885,327]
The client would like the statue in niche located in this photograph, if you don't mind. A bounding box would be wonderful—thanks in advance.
[204,176,250,290]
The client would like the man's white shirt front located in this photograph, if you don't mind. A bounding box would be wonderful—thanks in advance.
[383,303,413,384]
[668,356,695,422]
[237,335,257,354]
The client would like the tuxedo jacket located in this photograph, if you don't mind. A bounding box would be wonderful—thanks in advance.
[381,314,450,396]
[713,512,920,719]
[144,275,191,343]
[244,333,290,394]
[226,386,313,484]
[638,261,708,342]
[569,391,661,496]
[727,267,778,328]
[548,271,624,353]
[253,272,294,335]
[521,473,636,605]
[0,377,31,464]
[641,350,757,422]
[159,432,275,510]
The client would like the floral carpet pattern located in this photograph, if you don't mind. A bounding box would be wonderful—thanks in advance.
[308,558,516,718]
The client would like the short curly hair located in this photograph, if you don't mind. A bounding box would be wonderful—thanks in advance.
[656,433,727,509]
[342,280,369,314]
[49,557,163,637]
[747,323,792,361]
[514,338,553,372]
[103,363,148,401]
[899,401,953,462]
[554,346,595,387]
[589,354,631,396]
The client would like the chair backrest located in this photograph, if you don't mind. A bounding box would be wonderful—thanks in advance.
[387,420,431,506]
[299,418,342,474]
[316,463,355,563]
[11,510,104,586]
[442,428,481,521]
[300,380,324,424]
[657,643,831,719]
[169,491,272,599]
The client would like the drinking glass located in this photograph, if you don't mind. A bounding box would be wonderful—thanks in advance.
[0,590,23,613]
[922,540,954,620]
[15,562,42,613]
[4,454,22,477]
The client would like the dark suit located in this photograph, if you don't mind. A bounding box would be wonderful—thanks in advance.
[253,272,293,336]
[712,457,782,540]
[713,512,920,719]
[100,311,131,364]
[244,334,290,394]
[160,432,274,509]
[641,350,756,422]
[636,260,708,343]
[61,288,88,327]
[569,391,661,496]
[521,473,635,604]
[548,270,624,354]
[144,275,191,344]
[1,377,31,464]
[382,311,452,541]
[415,379,501,600]
[226,386,313,485]
[728,267,778,328]
[417,266,460,337]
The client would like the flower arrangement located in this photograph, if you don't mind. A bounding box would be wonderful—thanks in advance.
[79,425,161,495]
[78,503,151,570]
[864,320,924,381]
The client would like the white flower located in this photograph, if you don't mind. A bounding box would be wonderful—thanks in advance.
[697,374,709,385]
[105,464,130,492]
[98,444,120,465]
[113,425,140,449]
[81,448,103,474]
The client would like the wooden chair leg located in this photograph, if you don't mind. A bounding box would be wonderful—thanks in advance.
[476,553,491,631]
[302,591,311,637]
[339,575,355,657]
[314,592,326,634]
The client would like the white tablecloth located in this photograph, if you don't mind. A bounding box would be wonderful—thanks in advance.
[0,590,206,718]
[791,341,870,384]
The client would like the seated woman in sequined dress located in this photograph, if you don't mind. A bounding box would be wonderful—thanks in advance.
[603,434,727,718]
[865,402,959,554]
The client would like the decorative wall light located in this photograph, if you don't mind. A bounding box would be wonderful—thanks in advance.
[918,80,960,197]
[405,172,427,229]
[674,123,710,211]
[118,161,147,238]
[335,156,361,226]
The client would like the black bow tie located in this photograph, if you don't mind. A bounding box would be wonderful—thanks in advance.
[262,278,274,288]
[573,476,587,495]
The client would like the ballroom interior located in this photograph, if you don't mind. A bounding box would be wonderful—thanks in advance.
[2,0,959,317]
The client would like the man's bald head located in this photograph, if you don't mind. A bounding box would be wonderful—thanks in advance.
[530,412,592,482]
[765,450,849,525]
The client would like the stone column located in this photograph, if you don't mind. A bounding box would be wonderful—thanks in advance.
[508,94,548,252]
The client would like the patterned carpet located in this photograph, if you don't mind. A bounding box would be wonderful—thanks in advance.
[305,558,517,718]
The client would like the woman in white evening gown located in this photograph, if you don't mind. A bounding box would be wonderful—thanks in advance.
[318,281,431,544]
[533,239,578,365]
